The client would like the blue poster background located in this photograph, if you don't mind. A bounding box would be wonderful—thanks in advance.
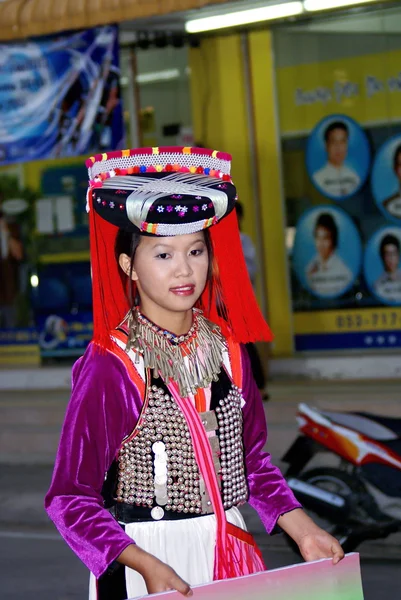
[0,25,123,165]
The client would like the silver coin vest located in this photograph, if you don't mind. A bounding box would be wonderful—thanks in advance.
[115,382,248,518]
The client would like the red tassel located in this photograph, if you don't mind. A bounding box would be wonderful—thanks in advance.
[89,192,130,349]
[203,210,273,344]
[213,523,266,580]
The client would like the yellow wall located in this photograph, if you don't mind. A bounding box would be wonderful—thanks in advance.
[248,30,293,356]
[189,32,293,356]
[189,35,256,239]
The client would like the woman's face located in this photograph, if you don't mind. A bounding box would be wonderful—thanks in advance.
[315,225,334,261]
[121,232,209,320]
[383,243,400,273]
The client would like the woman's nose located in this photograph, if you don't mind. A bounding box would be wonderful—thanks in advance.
[175,255,193,277]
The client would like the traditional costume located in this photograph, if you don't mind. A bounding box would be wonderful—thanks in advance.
[45,146,301,599]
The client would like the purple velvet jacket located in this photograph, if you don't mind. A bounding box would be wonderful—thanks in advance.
[45,343,301,578]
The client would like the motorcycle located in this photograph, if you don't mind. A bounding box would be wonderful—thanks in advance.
[282,403,401,552]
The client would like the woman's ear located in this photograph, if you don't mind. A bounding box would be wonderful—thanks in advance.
[119,253,138,281]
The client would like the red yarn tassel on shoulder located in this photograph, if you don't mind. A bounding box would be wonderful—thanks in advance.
[203,209,273,344]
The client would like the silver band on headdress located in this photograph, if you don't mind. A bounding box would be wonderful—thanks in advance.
[101,172,228,230]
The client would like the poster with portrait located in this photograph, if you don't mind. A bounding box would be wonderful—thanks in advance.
[306,115,371,201]
[363,226,401,306]
[371,135,401,223]
[292,206,362,299]
[0,25,123,165]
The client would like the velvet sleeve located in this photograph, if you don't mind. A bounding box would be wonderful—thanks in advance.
[241,345,302,533]
[45,344,143,578]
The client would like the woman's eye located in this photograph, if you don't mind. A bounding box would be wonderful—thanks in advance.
[190,249,203,256]
[156,253,170,259]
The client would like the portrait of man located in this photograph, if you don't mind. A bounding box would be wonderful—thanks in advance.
[374,233,401,303]
[306,212,353,297]
[382,144,401,219]
[313,121,360,198]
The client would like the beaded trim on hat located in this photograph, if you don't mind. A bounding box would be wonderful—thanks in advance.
[140,217,217,236]
[86,146,232,188]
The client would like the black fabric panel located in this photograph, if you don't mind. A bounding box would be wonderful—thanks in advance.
[97,562,128,600]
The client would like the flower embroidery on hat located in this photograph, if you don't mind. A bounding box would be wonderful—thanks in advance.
[202,204,208,211]
[166,205,173,213]
[176,205,188,217]
[157,206,165,213]
[193,206,199,212]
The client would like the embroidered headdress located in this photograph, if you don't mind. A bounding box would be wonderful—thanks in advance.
[86,146,272,348]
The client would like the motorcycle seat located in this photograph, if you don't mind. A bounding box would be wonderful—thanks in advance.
[320,410,400,441]
[355,412,401,439]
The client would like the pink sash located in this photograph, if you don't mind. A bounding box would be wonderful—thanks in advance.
[167,381,266,581]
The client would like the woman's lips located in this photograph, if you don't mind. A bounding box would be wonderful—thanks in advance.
[170,285,195,296]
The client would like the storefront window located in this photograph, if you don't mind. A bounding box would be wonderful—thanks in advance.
[275,5,401,353]
[135,45,193,148]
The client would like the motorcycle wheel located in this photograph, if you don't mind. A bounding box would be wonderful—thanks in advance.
[284,466,369,556]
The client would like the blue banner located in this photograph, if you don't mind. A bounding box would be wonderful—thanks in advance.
[36,313,93,358]
[0,25,123,165]
[295,330,401,351]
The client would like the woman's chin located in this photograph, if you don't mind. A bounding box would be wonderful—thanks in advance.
[167,295,199,312]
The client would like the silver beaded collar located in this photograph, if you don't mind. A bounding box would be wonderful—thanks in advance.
[125,308,227,397]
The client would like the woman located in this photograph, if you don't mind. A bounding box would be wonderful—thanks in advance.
[45,147,343,600]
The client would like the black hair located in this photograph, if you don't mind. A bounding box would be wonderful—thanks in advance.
[114,228,214,310]
[380,234,400,262]
[393,144,401,171]
[115,229,142,309]
[324,121,349,143]
[235,201,244,221]
[314,213,338,249]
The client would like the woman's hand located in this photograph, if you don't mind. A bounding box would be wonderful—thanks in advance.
[141,555,193,596]
[118,544,192,596]
[297,528,344,564]
[277,508,344,564]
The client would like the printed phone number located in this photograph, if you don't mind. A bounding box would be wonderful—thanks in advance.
[336,312,401,330]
